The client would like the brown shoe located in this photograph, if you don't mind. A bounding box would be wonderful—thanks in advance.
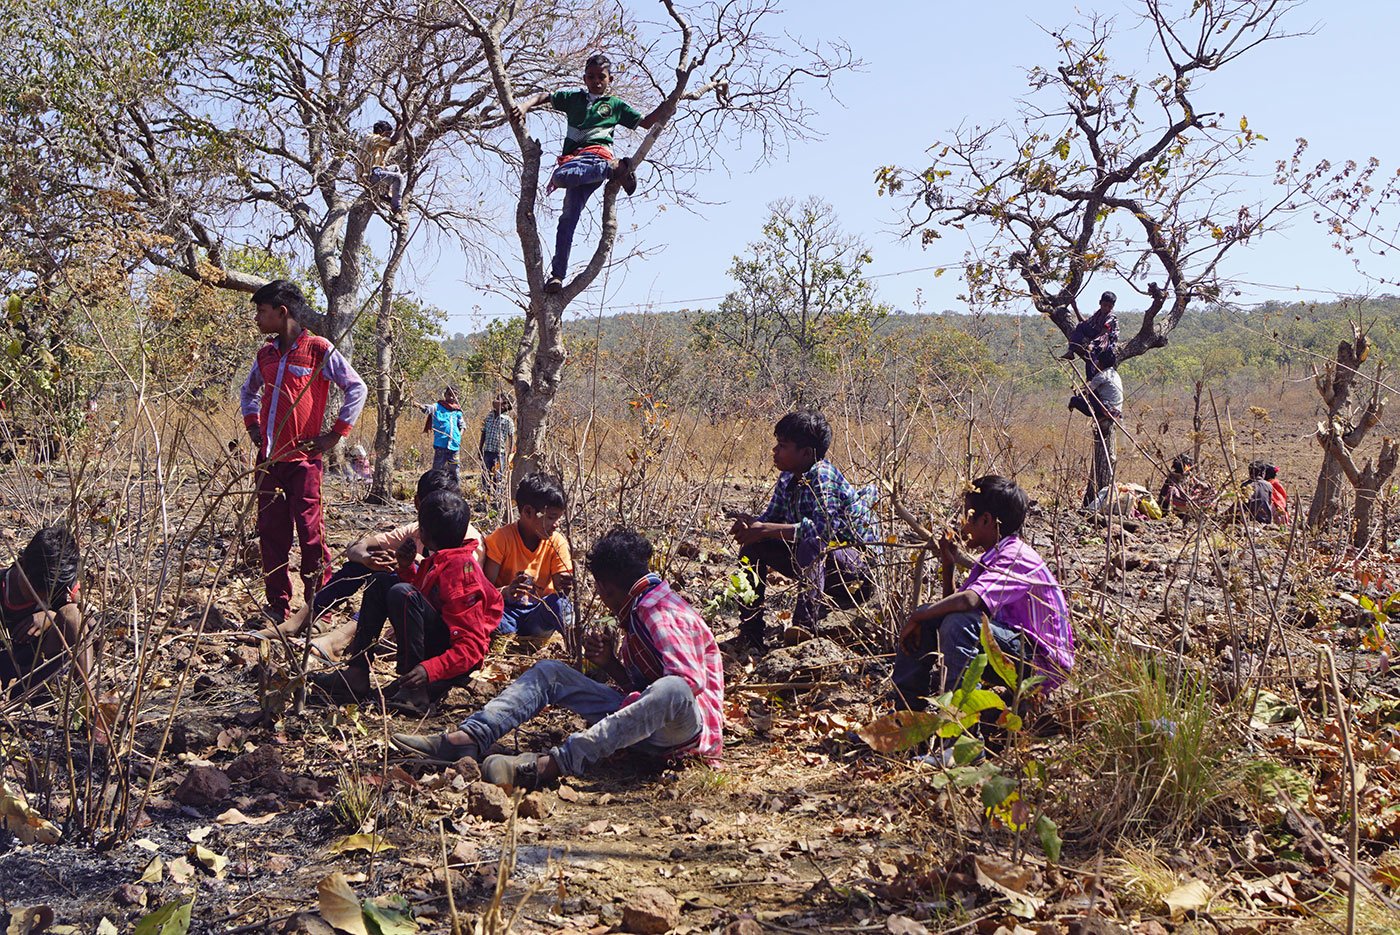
[389,731,481,765]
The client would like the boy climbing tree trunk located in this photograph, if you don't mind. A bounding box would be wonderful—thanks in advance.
[445,0,854,482]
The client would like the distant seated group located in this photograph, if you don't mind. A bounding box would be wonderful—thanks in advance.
[1157,452,1290,525]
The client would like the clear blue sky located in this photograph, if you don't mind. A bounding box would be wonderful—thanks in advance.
[406,1,1395,336]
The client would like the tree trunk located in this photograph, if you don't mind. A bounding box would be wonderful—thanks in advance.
[1083,418,1117,507]
[1307,455,1348,528]
[512,295,566,484]
[368,219,411,504]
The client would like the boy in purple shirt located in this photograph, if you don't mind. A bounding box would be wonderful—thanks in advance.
[893,475,1073,713]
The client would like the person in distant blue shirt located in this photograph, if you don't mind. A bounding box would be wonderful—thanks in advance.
[423,386,465,483]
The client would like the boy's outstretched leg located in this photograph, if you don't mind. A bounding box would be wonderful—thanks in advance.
[481,674,700,790]
[383,582,450,715]
[392,659,623,764]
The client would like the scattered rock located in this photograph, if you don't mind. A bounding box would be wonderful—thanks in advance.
[227,745,283,782]
[114,883,147,908]
[451,757,481,783]
[174,766,231,808]
[675,541,701,559]
[465,781,513,822]
[169,717,221,754]
[517,791,554,820]
[753,637,846,685]
[723,920,762,935]
[622,886,680,934]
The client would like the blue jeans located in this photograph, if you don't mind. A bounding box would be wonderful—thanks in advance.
[891,611,1030,711]
[456,660,701,776]
[550,155,611,279]
[431,446,459,482]
[495,593,571,637]
[369,166,404,210]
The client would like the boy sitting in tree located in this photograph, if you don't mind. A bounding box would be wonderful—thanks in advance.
[1061,290,1120,366]
[391,527,723,791]
[728,411,878,651]
[310,491,501,715]
[512,53,662,294]
[484,472,575,639]
[892,476,1074,760]
[0,526,91,700]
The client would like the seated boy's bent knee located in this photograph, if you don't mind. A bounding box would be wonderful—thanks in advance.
[531,659,572,680]
[648,676,693,707]
[936,610,981,640]
[386,581,417,608]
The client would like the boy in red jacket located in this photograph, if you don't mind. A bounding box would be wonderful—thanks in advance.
[239,280,367,622]
[312,490,502,714]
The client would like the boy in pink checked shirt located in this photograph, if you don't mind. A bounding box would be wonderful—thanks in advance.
[390,528,723,791]
[892,475,1074,718]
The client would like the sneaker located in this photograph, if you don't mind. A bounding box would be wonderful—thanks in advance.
[616,156,638,196]
[544,275,563,294]
[389,731,481,765]
[481,751,557,792]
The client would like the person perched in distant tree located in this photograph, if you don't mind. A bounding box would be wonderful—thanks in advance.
[1158,453,1216,519]
[310,491,501,715]
[892,476,1073,764]
[0,526,91,700]
[239,280,367,624]
[1061,291,1120,368]
[1068,345,1123,422]
[1265,463,1289,525]
[423,385,464,483]
[1241,459,1277,523]
[358,119,405,212]
[483,472,574,640]
[390,527,723,792]
[511,53,663,294]
[479,393,515,492]
[728,411,878,651]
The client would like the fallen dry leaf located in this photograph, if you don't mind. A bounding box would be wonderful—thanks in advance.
[0,780,61,845]
[973,855,1044,919]
[886,914,930,934]
[215,808,279,826]
[328,834,395,855]
[166,857,195,884]
[188,843,228,876]
[318,872,369,935]
[138,856,164,884]
[5,905,55,935]
[1163,879,1212,920]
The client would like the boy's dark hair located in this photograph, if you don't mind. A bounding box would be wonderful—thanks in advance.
[1091,344,1117,370]
[498,394,513,412]
[585,53,611,72]
[774,410,831,460]
[515,471,567,511]
[417,491,471,550]
[1100,290,1117,306]
[586,527,652,589]
[443,384,458,397]
[19,525,80,606]
[1264,463,1279,481]
[416,467,460,500]
[250,280,311,321]
[1247,459,1270,480]
[964,475,1028,537]
[372,119,393,136]
[1169,452,1195,475]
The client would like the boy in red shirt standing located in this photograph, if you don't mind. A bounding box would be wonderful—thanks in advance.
[240,280,367,622]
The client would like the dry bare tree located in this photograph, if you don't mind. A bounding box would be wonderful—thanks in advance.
[445,0,855,479]
[881,0,1307,502]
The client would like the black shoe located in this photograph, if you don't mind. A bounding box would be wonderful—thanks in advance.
[738,624,766,652]
[386,684,433,717]
[307,668,371,704]
[616,157,638,196]
[544,275,563,294]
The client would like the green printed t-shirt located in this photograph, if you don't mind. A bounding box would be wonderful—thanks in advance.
[549,90,643,157]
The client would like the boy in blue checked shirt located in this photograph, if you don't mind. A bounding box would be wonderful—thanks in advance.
[728,411,878,651]
[512,53,662,293]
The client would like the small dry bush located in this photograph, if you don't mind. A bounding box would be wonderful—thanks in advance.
[1063,630,1241,843]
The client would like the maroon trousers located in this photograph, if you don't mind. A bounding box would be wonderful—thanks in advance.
[257,457,331,619]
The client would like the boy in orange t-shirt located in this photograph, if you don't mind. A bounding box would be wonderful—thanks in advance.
[483,473,574,637]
